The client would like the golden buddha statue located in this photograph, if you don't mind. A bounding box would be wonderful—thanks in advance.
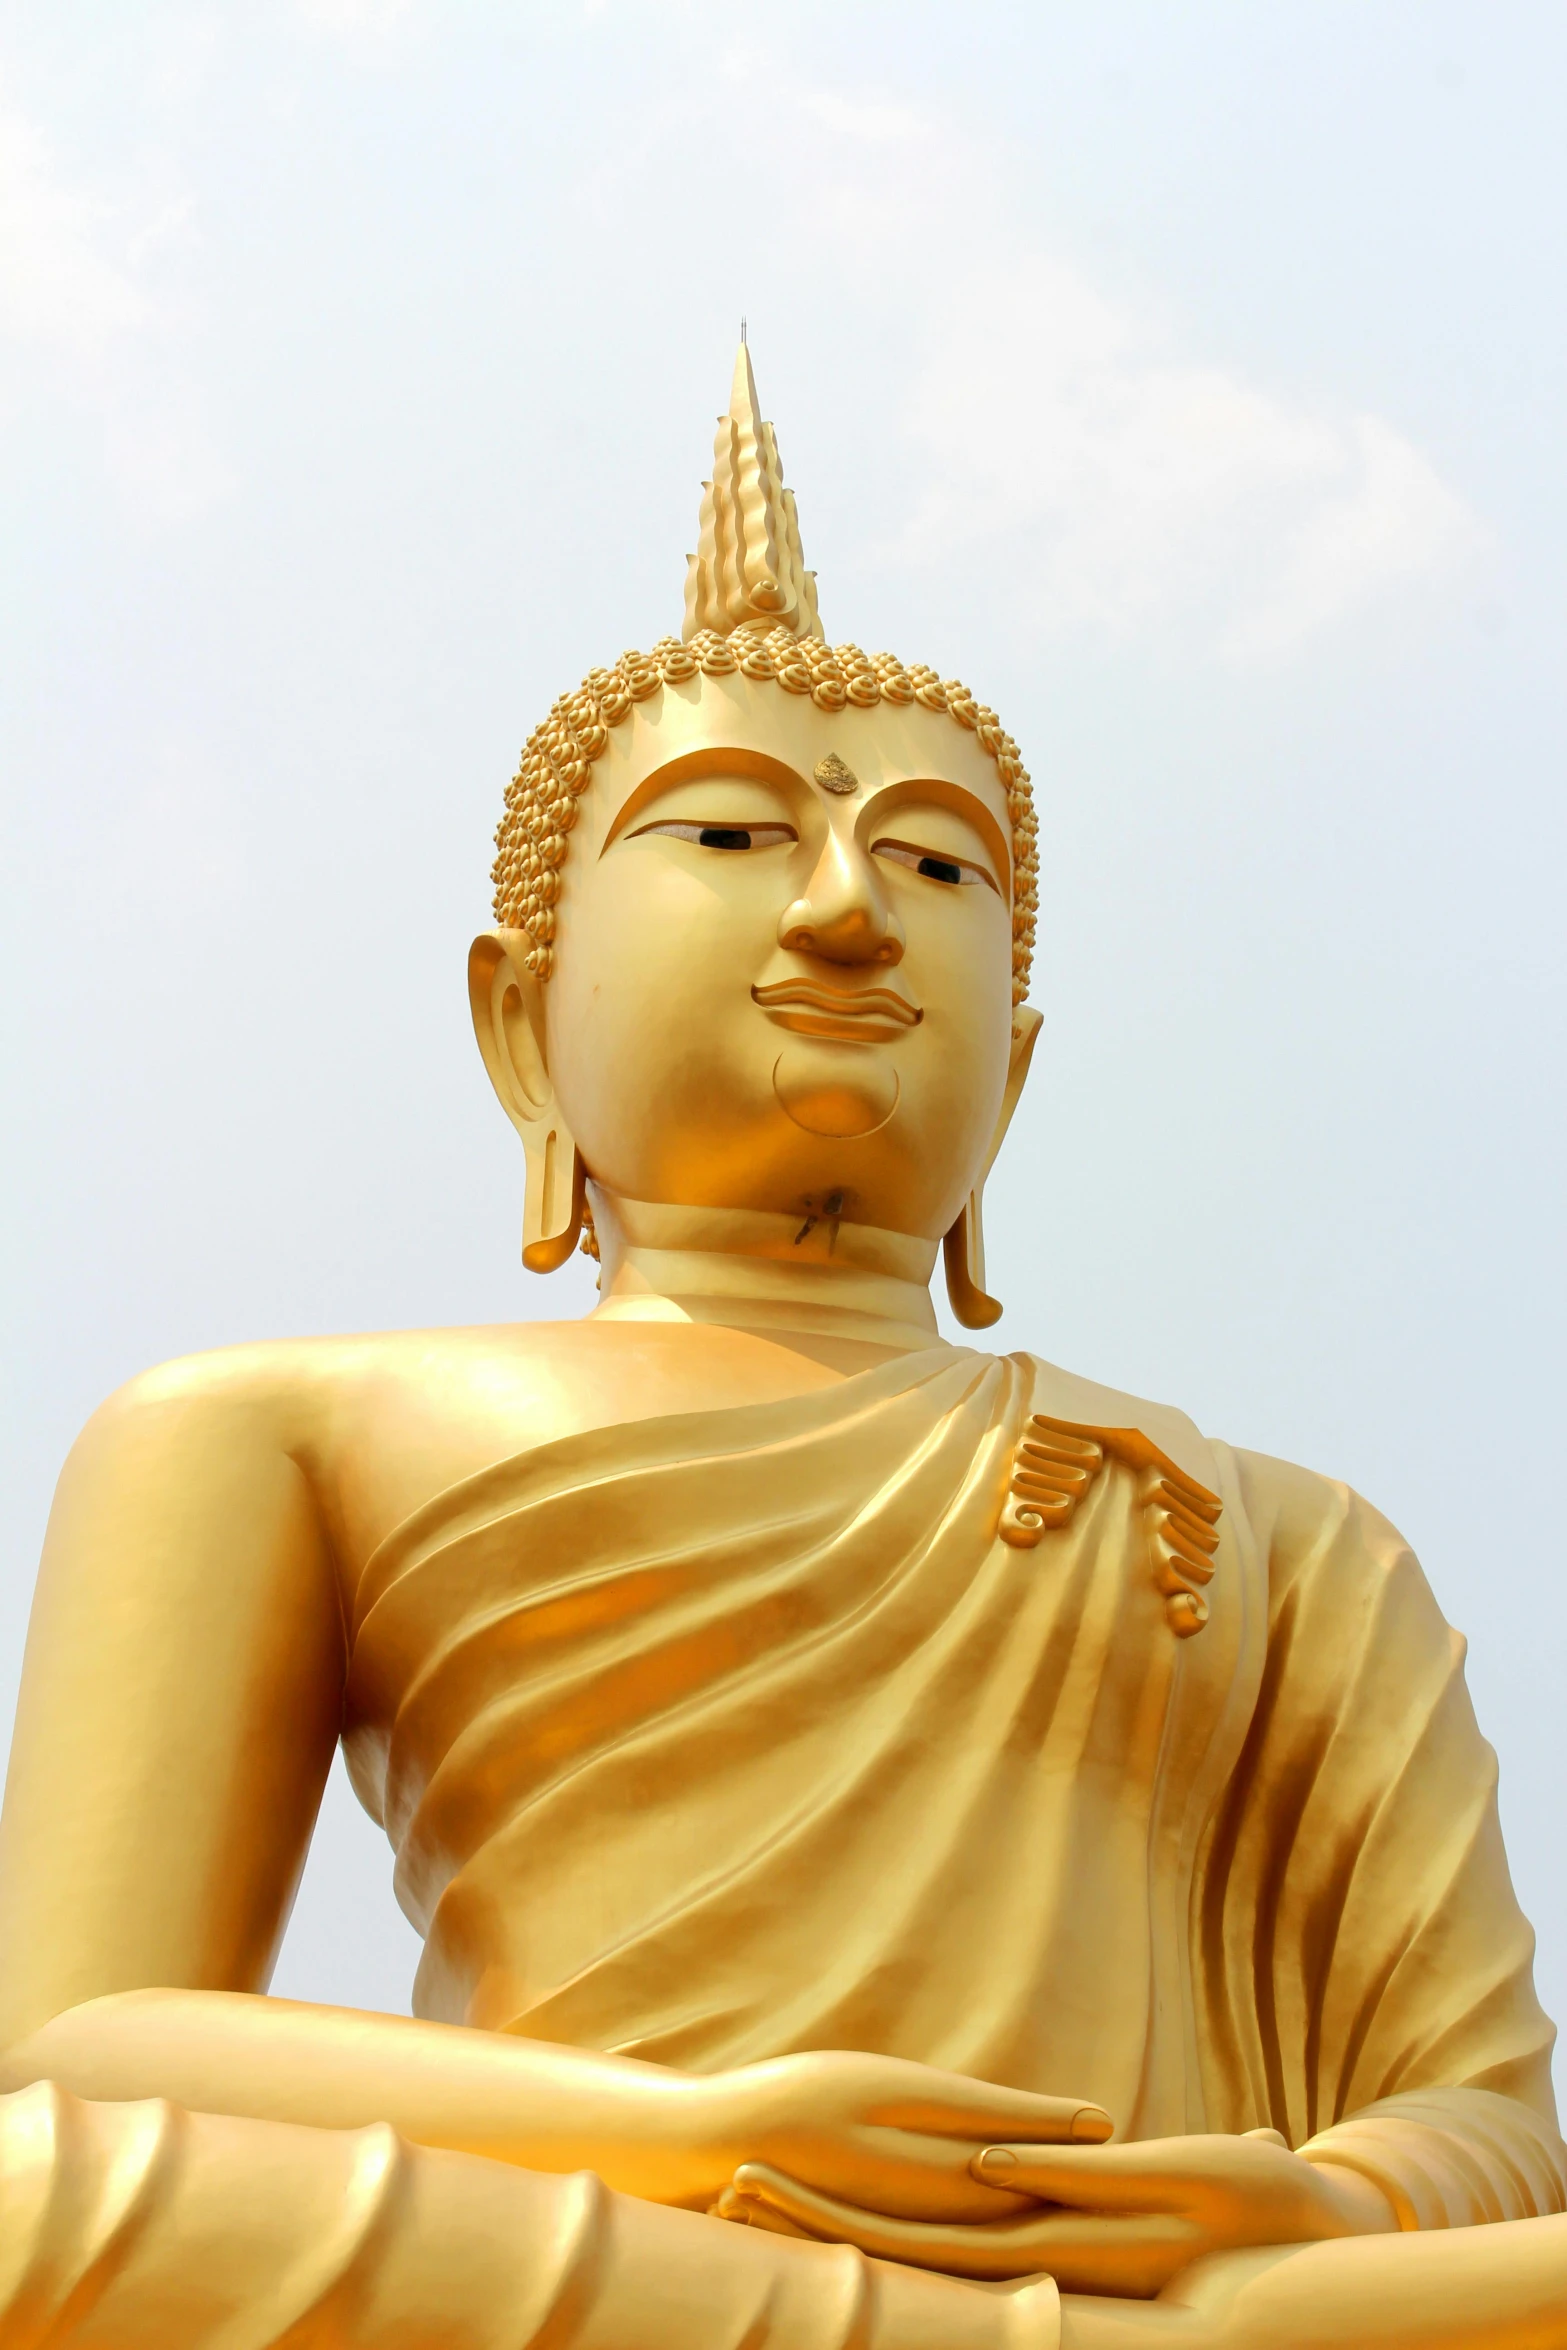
[1,345,1564,2349]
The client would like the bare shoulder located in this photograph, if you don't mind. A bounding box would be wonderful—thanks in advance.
[93,1317,607,1432]
[88,1314,847,1576]
[83,1318,609,1506]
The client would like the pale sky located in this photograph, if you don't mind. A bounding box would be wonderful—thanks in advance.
[3,3,1565,2071]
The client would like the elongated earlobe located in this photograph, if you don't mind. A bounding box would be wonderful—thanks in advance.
[943,1005,1043,1328]
[468,931,586,1274]
[944,1192,1002,1328]
[520,1119,587,1274]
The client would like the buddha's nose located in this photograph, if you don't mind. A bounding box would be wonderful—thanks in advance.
[779,827,905,966]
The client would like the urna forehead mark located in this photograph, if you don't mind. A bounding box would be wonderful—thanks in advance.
[492,341,1040,998]
[590,697,1015,887]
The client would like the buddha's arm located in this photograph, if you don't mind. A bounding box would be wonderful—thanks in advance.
[2,1988,778,2203]
[11,2089,1563,2350]
[1,1988,1104,2223]
[0,1356,726,2202]
[0,1356,1099,2224]
[0,1354,347,2048]
[0,2080,1062,2350]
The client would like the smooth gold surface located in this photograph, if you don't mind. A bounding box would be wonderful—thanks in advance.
[0,349,1563,2345]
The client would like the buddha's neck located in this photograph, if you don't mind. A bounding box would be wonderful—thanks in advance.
[587,1190,944,1357]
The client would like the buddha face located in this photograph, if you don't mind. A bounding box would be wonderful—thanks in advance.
[484,673,1032,1246]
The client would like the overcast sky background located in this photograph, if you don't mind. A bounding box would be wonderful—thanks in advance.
[3,2,1565,2075]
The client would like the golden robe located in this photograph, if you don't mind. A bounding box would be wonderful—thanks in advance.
[2,1345,1562,2345]
[342,1345,1561,2213]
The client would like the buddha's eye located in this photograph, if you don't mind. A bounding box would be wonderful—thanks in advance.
[633,820,797,853]
[872,837,999,894]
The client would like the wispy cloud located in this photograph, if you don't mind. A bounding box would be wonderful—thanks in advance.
[802,88,925,144]
[0,71,232,523]
[718,56,1485,665]
[290,0,416,36]
[895,251,1482,662]
[0,99,152,357]
[0,18,1486,646]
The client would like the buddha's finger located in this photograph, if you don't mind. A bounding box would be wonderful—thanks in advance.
[731,2169,1199,2295]
[727,2163,1069,2281]
[711,2185,819,2240]
[884,2087,1113,2145]
[848,2129,1038,2219]
[970,2140,1195,2211]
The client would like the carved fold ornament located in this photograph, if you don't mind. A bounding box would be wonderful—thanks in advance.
[1000,1412,1223,1638]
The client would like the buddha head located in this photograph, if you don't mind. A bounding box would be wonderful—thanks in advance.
[470,345,1041,1326]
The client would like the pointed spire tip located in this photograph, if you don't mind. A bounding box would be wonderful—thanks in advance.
[685,342,822,643]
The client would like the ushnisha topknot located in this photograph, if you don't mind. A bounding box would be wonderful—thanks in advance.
[491,345,1039,1005]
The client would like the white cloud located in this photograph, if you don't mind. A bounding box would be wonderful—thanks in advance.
[0,76,231,523]
[1220,414,1477,661]
[893,251,1483,662]
[802,89,923,144]
[290,0,415,34]
[0,21,1484,644]
[0,100,151,358]
[708,56,1486,665]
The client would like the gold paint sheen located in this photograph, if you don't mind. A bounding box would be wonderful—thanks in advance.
[0,346,1562,2348]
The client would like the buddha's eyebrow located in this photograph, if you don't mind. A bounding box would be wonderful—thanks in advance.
[600,746,805,855]
[862,777,1012,895]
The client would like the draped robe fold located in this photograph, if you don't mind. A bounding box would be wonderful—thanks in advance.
[3,1342,1562,2346]
[340,1346,1560,2195]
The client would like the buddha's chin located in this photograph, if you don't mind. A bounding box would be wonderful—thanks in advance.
[772,1041,899,1139]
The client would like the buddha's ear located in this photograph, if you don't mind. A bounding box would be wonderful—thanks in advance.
[986,1003,1043,1176]
[944,1005,1043,1329]
[467,931,586,1273]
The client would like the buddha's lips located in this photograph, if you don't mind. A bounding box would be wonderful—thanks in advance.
[751,980,923,1043]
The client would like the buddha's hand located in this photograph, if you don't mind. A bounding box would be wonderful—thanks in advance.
[695,2050,1112,2224]
[713,2128,1399,2295]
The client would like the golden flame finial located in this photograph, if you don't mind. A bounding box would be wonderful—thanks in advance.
[683,343,823,643]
